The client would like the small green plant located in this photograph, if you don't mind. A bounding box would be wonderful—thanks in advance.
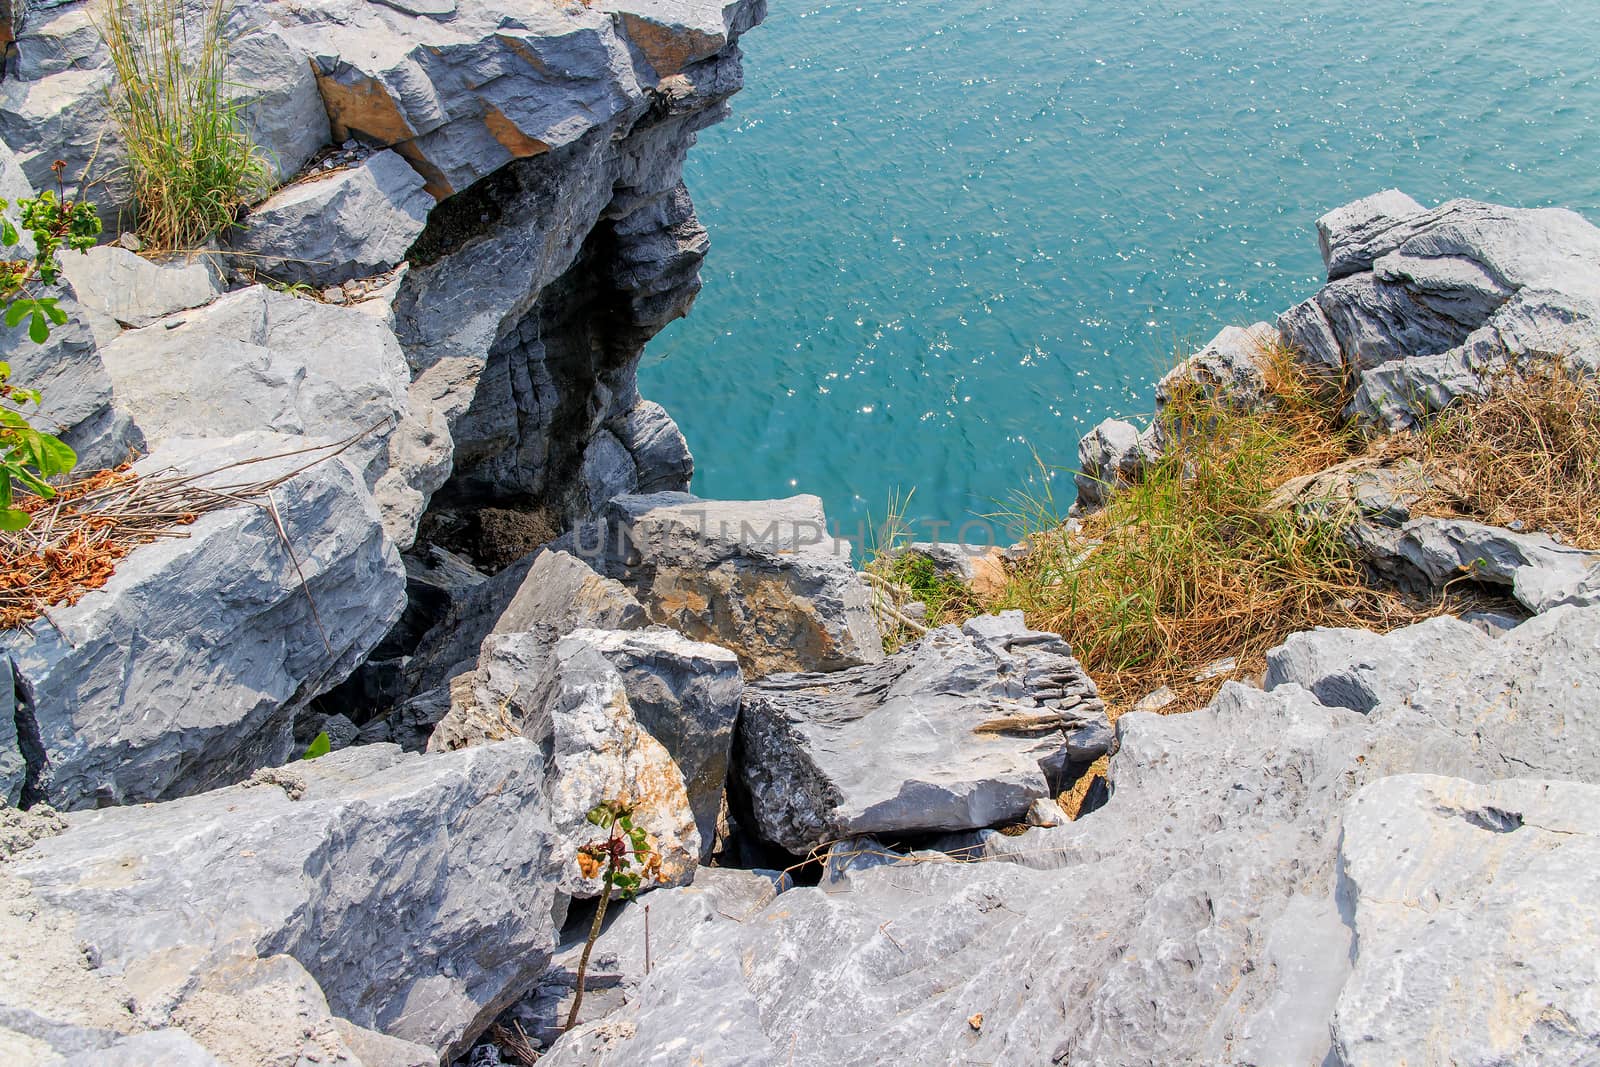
[97,0,272,250]
[567,801,664,1031]
[300,731,331,760]
[0,172,100,529]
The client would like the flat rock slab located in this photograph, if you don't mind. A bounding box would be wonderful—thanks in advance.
[544,604,1600,1066]
[565,492,883,677]
[225,150,433,288]
[1333,774,1600,1066]
[1,433,404,811]
[738,612,1110,853]
[4,741,557,1063]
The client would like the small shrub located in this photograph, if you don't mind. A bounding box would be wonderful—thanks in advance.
[97,0,271,250]
[0,176,100,529]
[566,801,664,1031]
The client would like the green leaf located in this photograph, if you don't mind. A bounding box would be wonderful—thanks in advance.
[33,432,75,478]
[1,219,17,246]
[11,465,54,498]
[4,300,30,328]
[27,312,48,345]
[586,805,610,827]
[301,731,331,760]
[37,298,67,326]
[0,506,29,531]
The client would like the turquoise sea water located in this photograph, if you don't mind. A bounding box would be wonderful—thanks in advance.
[638,0,1600,536]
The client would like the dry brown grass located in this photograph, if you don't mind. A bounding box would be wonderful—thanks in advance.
[1407,359,1600,550]
[979,340,1427,715]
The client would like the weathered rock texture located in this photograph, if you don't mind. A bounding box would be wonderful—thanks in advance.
[549,604,1600,1065]
[565,492,883,676]
[2,434,404,811]
[224,150,433,288]
[1280,193,1600,429]
[2,741,557,1063]
[738,612,1110,853]
[434,630,699,902]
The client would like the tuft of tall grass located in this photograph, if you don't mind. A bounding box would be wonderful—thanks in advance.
[1411,359,1600,551]
[984,341,1421,712]
[97,0,271,250]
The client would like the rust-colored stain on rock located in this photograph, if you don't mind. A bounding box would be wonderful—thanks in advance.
[618,13,721,79]
[482,105,551,160]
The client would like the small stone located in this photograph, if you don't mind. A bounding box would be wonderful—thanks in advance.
[1132,686,1179,713]
[968,1013,984,1031]
[1193,657,1239,682]
[1025,798,1068,828]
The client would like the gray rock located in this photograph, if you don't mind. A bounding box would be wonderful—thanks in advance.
[1025,797,1067,828]
[1350,514,1600,612]
[1155,321,1279,412]
[56,246,225,328]
[1277,197,1600,429]
[282,0,761,197]
[1316,188,1427,280]
[738,612,1109,853]
[1073,417,1159,511]
[565,493,882,677]
[1,433,405,810]
[575,627,743,860]
[577,427,640,516]
[544,603,1600,1066]
[433,632,699,900]
[96,285,446,546]
[5,741,558,1062]
[519,867,780,1043]
[612,398,694,494]
[406,548,647,699]
[1331,774,1600,1067]
[0,3,324,230]
[0,275,137,472]
[225,151,433,288]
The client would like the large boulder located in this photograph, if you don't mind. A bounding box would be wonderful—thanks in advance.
[1278,197,1600,429]
[545,605,1600,1065]
[405,548,647,700]
[225,150,433,288]
[565,492,883,677]
[431,631,700,902]
[1330,774,1600,1066]
[577,627,742,859]
[738,612,1110,853]
[2,741,557,1063]
[0,433,405,811]
[95,285,449,546]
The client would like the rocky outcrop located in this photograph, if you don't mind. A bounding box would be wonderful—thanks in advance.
[738,612,1109,853]
[565,493,883,676]
[1280,193,1600,429]
[550,604,1600,1065]
[2,741,557,1063]
[435,631,700,903]
[2,434,404,811]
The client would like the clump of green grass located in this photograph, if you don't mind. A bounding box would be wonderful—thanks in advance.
[97,0,271,250]
[984,341,1422,712]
